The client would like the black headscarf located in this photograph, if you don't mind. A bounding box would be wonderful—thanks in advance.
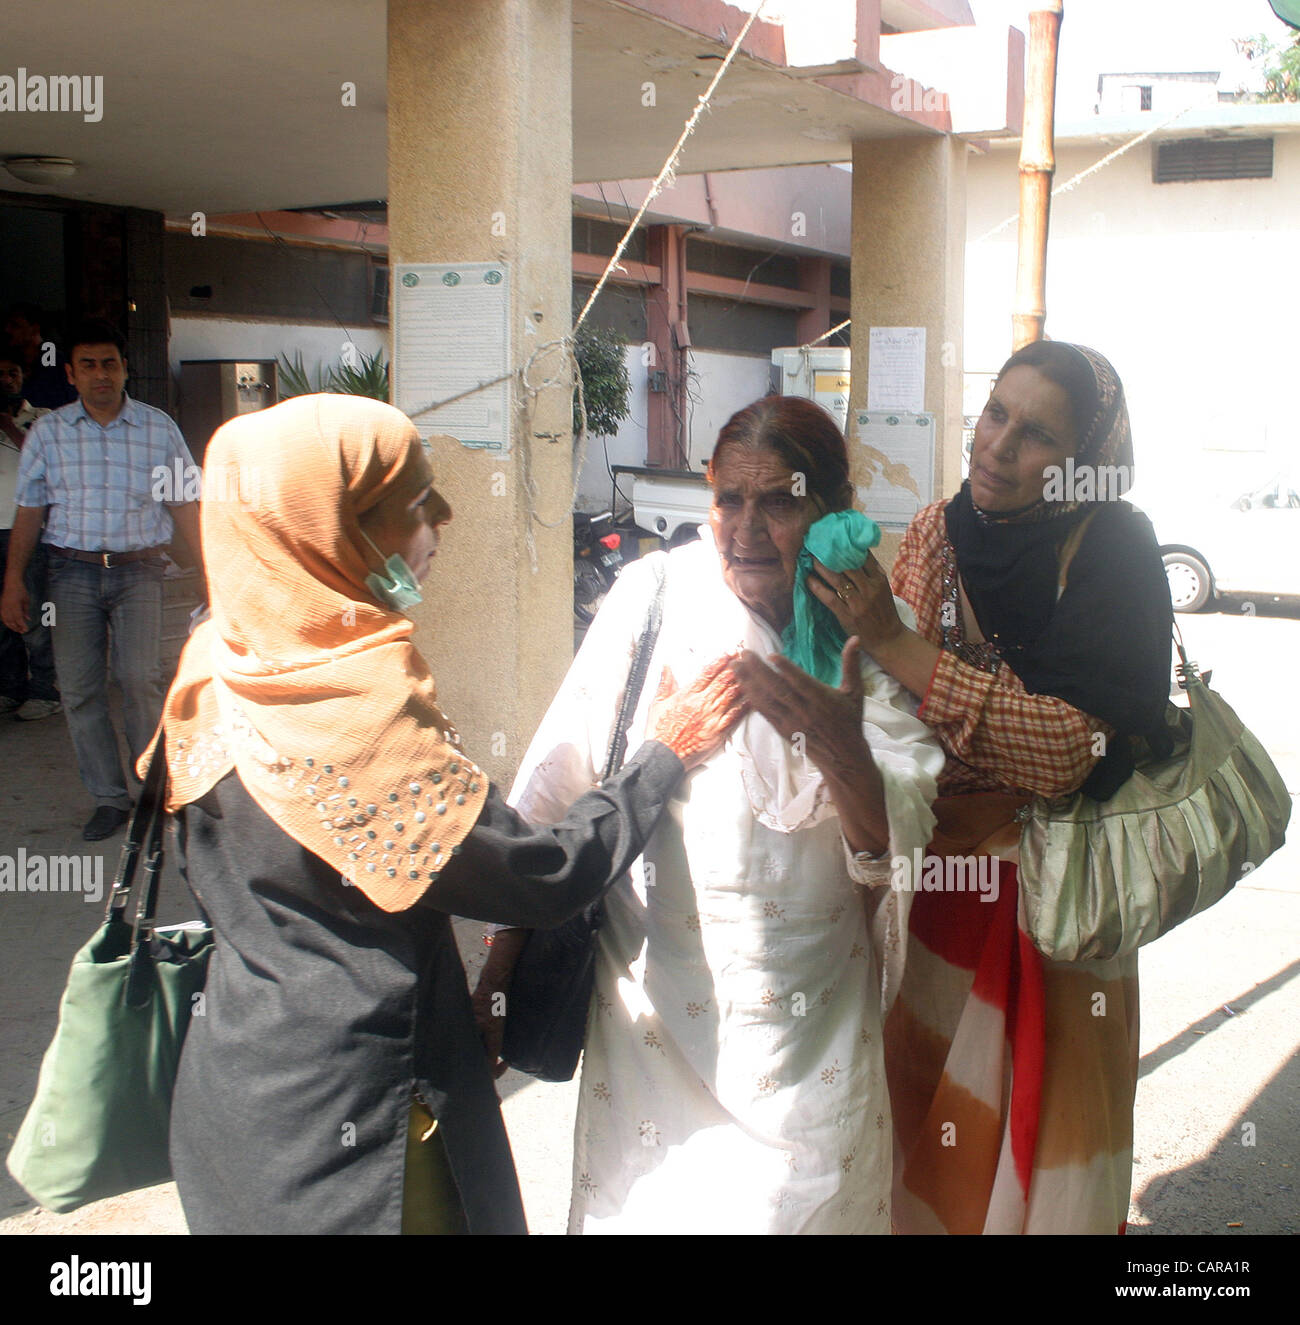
[946,343,1172,797]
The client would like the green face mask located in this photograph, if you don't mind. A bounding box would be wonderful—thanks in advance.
[361,531,424,612]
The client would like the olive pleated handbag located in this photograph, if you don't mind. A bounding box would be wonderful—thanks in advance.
[1018,636,1291,964]
[5,737,212,1212]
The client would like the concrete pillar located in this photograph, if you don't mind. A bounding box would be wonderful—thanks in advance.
[388,0,573,784]
[849,135,967,568]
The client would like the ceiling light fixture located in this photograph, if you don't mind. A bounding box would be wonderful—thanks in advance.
[4,156,79,185]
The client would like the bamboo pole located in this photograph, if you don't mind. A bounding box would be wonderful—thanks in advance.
[1013,1,1064,350]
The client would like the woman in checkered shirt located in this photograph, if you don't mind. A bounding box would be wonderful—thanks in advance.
[817,342,1172,1233]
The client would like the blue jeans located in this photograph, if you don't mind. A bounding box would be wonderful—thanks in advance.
[0,531,59,703]
[46,552,165,810]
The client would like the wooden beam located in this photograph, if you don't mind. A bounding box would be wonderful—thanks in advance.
[571,250,662,285]
[684,270,816,310]
[1013,1,1063,350]
[645,225,690,468]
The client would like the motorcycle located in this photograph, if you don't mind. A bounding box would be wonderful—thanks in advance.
[573,509,627,627]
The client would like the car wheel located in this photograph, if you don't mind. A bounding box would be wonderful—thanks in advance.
[1162,552,1212,613]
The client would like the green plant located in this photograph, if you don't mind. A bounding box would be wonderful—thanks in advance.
[573,324,631,439]
[1236,30,1300,102]
[278,350,326,397]
[278,348,390,401]
[331,348,390,401]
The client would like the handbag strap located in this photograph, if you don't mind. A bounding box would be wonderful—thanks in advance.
[1055,510,1099,599]
[1172,618,1201,687]
[1054,510,1203,687]
[105,733,169,928]
[600,558,668,783]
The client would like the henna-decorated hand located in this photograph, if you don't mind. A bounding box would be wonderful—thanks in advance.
[647,653,749,770]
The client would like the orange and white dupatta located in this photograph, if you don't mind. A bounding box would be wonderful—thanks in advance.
[883,793,1139,1234]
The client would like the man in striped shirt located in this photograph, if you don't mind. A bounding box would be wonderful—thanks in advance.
[1,320,205,840]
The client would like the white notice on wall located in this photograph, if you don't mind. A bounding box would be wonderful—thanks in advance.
[393,262,511,451]
[855,410,936,531]
[867,326,926,413]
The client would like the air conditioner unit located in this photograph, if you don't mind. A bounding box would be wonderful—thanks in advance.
[769,346,851,434]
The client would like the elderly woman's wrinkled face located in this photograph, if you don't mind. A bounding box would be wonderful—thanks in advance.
[709,445,818,631]
[970,364,1077,512]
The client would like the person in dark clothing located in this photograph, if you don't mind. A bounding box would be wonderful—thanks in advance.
[2,304,76,410]
[815,341,1172,1233]
[0,343,59,718]
[145,394,745,1234]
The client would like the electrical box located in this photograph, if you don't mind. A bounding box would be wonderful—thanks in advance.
[769,346,851,434]
[178,360,278,464]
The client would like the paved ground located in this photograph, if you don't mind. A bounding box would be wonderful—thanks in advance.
[1126,600,1300,1236]
[0,599,1296,1236]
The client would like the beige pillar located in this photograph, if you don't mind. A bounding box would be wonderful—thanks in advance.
[388,0,573,784]
[849,135,967,569]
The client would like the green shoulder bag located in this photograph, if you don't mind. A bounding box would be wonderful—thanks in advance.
[5,736,212,1212]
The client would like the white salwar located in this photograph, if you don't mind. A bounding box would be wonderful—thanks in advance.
[509,529,943,1234]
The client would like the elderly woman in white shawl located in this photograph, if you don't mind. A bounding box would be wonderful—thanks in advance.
[479,396,943,1234]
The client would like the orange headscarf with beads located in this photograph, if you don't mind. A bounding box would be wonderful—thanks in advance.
[139,393,487,912]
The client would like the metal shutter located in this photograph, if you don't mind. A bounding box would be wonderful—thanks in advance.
[1154,137,1274,183]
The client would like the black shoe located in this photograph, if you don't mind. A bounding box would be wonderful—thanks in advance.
[83,806,129,841]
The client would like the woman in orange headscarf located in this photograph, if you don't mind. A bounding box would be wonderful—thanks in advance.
[147,394,744,1235]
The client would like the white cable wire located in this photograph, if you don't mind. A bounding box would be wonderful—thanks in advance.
[799,316,852,348]
[573,0,771,333]
[786,112,1197,354]
[973,104,1196,245]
